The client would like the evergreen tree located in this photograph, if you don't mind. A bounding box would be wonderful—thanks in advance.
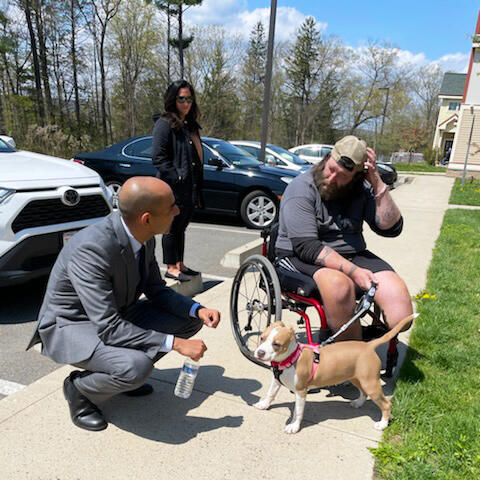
[240,21,266,140]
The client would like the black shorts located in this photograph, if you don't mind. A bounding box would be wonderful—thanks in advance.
[279,250,394,278]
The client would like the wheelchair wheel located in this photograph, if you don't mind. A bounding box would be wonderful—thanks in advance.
[230,254,282,368]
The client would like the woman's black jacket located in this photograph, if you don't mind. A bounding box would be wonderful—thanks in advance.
[152,114,203,207]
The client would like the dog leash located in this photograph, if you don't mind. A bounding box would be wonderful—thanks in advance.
[320,283,377,347]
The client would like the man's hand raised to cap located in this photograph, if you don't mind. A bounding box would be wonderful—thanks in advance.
[173,337,207,362]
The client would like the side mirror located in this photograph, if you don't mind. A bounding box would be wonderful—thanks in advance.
[208,156,224,168]
[265,155,277,167]
[0,135,16,149]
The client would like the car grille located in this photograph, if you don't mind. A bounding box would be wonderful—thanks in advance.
[12,195,110,233]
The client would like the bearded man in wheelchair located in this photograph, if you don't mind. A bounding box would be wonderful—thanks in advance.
[275,135,413,341]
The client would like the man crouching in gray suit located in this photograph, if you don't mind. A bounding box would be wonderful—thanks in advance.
[27,176,220,431]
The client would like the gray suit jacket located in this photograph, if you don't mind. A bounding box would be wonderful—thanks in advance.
[27,211,195,364]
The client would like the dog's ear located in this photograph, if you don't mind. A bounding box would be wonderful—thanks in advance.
[272,321,285,328]
[288,327,295,340]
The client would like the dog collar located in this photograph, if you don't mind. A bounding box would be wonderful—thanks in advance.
[271,344,302,370]
[271,343,321,382]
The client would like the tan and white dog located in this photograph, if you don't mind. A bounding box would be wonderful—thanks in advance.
[253,314,416,434]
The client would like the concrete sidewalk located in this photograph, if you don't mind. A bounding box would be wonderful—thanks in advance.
[0,175,454,480]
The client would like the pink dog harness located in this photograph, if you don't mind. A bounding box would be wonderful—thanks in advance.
[271,343,321,382]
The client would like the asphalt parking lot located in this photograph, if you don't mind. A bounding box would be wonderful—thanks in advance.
[0,213,260,400]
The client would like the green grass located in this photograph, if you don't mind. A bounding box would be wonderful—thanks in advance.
[449,177,480,206]
[394,163,447,173]
[372,209,480,480]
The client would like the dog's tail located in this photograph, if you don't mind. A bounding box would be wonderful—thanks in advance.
[368,313,418,350]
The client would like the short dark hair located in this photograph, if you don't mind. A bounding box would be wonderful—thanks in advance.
[163,79,200,130]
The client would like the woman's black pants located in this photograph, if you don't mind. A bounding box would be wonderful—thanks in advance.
[162,203,194,265]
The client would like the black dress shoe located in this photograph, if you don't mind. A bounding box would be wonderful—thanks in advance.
[165,271,191,282]
[123,383,154,397]
[63,371,108,431]
[181,267,200,276]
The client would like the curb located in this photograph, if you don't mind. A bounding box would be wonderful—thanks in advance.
[220,237,263,268]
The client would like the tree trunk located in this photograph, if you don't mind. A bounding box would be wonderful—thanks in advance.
[24,0,45,124]
[167,1,171,83]
[178,3,183,78]
[70,0,81,131]
[99,29,108,145]
[34,0,55,122]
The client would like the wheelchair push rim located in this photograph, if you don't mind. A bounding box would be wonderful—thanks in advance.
[230,255,282,368]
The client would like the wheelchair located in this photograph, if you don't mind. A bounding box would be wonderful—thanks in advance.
[229,224,399,377]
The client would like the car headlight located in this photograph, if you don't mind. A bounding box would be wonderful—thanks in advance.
[0,187,15,204]
[280,176,294,184]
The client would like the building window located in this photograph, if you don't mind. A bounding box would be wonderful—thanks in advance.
[448,102,460,111]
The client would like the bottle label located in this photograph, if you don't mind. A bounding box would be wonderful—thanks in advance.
[183,364,198,375]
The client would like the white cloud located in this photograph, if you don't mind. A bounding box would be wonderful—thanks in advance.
[184,0,326,43]
[431,53,470,73]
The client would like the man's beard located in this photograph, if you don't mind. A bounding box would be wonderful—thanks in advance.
[312,162,362,201]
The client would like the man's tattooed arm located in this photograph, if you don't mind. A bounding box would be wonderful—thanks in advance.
[314,246,357,277]
[374,184,401,229]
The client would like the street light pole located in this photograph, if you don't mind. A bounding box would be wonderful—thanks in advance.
[461,105,476,188]
[379,86,390,136]
[259,0,277,163]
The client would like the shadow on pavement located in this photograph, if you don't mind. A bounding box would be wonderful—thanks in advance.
[106,365,260,443]
[0,277,47,324]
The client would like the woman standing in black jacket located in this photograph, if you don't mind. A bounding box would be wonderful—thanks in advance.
[152,80,203,282]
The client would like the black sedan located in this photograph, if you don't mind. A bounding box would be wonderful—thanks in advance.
[73,136,298,229]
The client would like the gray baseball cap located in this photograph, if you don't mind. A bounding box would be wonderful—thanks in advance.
[330,135,367,171]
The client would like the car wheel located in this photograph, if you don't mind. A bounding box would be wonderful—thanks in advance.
[240,190,277,229]
[106,180,123,209]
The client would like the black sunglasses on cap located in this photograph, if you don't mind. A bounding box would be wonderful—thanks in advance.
[177,95,193,104]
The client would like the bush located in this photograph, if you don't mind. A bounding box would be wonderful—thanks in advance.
[422,146,441,166]
[19,124,95,158]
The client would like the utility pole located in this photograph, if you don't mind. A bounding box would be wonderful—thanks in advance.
[259,0,277,163]
[379,86,390,136]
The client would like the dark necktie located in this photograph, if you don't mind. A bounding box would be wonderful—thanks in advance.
[136,245,146,297]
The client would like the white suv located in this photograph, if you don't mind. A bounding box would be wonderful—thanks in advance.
[0,136,112,286]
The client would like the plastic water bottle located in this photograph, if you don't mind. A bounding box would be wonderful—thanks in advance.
[174,359,199,399]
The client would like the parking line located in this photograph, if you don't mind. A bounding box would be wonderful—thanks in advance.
[0,379,25,396]
[189,224,259,235]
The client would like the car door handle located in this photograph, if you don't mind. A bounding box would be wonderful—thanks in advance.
[119,163,131,168]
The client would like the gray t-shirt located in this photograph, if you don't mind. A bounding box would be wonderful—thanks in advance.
[275,169,402,260]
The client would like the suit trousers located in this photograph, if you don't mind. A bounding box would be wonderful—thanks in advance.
[72,299,203,404]
[162,202,194,265]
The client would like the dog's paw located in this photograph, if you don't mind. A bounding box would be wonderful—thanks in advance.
[374,419,389,430]
[253,399,271,410]
[350,397,366,409]
[284,422,301,434]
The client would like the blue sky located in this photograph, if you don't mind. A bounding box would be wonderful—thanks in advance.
[186,0,479,72]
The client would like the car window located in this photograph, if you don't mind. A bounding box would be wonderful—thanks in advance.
[268,144,308,165]
[203,145,217,164]
[203,139,258,166]
[320,146,333,158]
[0,138,15,153]
[237,145,260,160]
[124,138,153,158]
[296,147,318,157]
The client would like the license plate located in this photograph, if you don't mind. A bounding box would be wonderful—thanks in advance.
[62,230,78,245]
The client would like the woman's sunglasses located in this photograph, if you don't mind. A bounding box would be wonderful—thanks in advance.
[177,95,193,104]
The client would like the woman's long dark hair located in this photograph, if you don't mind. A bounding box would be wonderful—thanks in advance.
[163,79,200,130]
